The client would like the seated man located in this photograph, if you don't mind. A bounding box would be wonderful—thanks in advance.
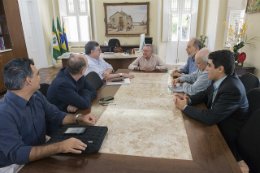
[84,41,134,80]
[128,44,167,71]
[0,58,97,171]
[171,38,202,77]
[171,48,211,95]
[173,50,249,161]
[47,54,97,113]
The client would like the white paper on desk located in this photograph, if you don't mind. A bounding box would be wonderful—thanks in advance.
[106,78,131,85]
[168,84,184,93]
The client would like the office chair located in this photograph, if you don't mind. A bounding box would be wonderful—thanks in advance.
[238,109,260,173]
[38,83,50,96]
[108,38,121,52]
[240,73,259,93]
[85,71,103,90]
[247,88,260,116]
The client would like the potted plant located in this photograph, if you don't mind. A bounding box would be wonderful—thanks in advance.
[224,19,258,62]
[199,35,207,47]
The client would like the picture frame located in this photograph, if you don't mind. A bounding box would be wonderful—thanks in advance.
[246,0,260,13]
[103,2,149,37]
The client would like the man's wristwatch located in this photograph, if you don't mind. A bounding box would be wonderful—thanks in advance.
[119,73,123,77]
[75,114,83,124]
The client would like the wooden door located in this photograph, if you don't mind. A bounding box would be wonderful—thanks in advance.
[0,51,14,92]
[3,0,28,58]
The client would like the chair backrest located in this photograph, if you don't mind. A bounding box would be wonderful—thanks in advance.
[238,109,260,173]
[247,88,260,116]
[38,83,50,96]
[240,72,259,93]
[108,38,121,52]
[85,71,103,90]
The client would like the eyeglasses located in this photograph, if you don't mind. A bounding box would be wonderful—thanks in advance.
[95,48,101,52]
[142,50,152,53]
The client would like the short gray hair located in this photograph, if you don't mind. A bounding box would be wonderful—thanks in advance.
[144,44,155,52]
[198,48,211,64]
[191,38,202,50]
[3,58,34,90]
[85,41,99,55]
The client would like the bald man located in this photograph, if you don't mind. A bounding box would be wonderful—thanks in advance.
[47,54,97,113]
[171,48,211,95]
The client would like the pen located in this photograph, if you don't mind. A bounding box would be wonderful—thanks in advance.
[103,103,116,106]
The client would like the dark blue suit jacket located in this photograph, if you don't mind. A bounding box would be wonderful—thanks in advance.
[183,73,249,159]
[47,67,97,113]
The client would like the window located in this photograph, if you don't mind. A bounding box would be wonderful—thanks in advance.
[60,0,92,43]
[170,0,192,41]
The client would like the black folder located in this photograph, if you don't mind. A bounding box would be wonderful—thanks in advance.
[47,125,108,154]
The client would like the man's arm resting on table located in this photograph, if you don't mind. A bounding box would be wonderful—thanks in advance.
[29,138,87,162]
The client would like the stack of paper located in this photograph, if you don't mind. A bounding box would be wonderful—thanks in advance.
[106,78,131,86]
[168,84,184,93]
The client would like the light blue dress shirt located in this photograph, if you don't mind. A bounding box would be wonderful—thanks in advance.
[211,75,227,108]
[84,55,113,80]
[180,57,198,77]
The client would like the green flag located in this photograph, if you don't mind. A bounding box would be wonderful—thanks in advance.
[52,19,61,60]
[57,17,68,54]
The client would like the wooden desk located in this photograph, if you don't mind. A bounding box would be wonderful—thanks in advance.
[235,65,255,77]
[20,70,241,173]
[58,53,140,72]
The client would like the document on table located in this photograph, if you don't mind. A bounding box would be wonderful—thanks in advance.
[106,78,131,86]
[168,84,184,93]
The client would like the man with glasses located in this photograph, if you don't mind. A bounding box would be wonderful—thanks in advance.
[47,54,97,114]
[128,44,167,71]
[84,41,134,80]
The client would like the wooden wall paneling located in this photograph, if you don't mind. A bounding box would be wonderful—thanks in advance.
[2,0,28,58]
[0,51,14,92]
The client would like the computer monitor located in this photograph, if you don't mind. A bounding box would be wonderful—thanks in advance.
[139,34,145,52]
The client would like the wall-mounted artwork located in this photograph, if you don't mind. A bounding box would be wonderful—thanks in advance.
[246,0,260,13]
[104,2,149,36]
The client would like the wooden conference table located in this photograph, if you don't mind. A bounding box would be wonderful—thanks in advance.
[20,70,241,173]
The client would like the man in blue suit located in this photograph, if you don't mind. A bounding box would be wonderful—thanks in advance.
[47,54,97,113]
[174,50,249,161]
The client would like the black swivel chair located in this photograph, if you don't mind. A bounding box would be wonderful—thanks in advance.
[238,109,260,173]
[38,83,50,96]
[240,72,259,93]
[85,71,103,90]
[108,38,121,52]
[247,88,260,116]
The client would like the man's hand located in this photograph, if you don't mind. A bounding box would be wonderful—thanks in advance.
[171,78,180,88]
[147,67,155,71]
[123,74,135,79]
[171,70,181,77]
[79,113,97,126]
[60,138,87,154]
[173,94,189,111]
[67,105,78,113]
[140,66,149,71]
[102,70,110,78]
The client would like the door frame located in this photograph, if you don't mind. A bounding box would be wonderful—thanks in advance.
[17,0,49,69]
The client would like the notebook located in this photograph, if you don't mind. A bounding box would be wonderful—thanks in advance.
[47,125,108,154]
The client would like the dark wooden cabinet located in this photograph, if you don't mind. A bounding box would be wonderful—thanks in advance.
[100,45,139,52]
[0,0,28,93]
[234,65,255,77]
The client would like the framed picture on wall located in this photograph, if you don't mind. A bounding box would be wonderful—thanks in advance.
[246,0,260,13]
[104,2,150,37]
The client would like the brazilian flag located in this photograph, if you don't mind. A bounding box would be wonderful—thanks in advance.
[52,19,61,60]
[57,17,68,54]
[63,22,71,52]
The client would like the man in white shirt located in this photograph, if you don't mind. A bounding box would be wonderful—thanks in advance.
[128,44,167,71]
[84,41,134,80]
